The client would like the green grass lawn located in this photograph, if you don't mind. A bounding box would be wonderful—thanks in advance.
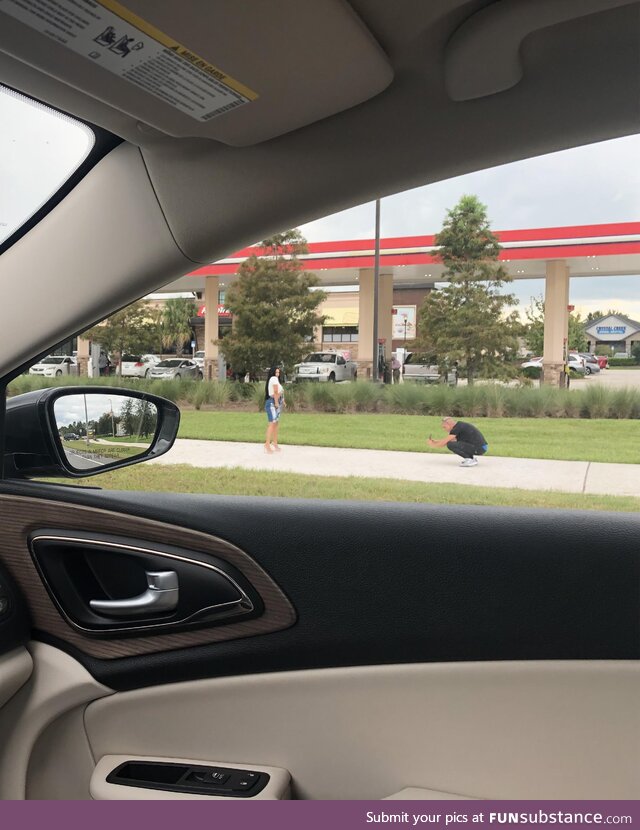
[177,411,640,464]
[49,465,640,512]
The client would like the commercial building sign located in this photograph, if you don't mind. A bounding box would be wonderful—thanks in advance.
[596,326,626,335]
[392,305,417,340]
[197,304,232,318]
[586,315,639,341]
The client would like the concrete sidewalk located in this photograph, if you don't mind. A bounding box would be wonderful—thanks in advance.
[150,439,640,497]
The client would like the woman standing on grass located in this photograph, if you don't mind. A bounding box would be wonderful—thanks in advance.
[264,366,285,453]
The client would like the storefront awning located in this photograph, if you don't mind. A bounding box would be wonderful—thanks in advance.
[323,307,359,326]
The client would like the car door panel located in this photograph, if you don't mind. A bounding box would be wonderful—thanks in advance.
[82,660,639,801]
[0,480,637,800]
[16,649,640,800]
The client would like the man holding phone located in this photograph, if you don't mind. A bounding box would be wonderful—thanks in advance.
[427,416,488,467]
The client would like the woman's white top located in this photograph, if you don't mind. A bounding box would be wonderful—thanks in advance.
[268,376,283,398]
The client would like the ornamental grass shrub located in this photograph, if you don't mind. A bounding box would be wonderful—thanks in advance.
[7,375,640,420]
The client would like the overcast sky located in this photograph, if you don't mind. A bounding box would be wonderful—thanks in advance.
[0,86,94,242]
[300,133,640,320]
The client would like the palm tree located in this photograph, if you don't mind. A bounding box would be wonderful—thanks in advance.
[162,298,196,355]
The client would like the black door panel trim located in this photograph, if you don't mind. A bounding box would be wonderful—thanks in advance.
[0,481,638,692]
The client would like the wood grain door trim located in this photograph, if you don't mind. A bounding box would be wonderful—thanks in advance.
[0,494,296,659]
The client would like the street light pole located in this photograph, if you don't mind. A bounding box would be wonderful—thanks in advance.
[372,198,381,381]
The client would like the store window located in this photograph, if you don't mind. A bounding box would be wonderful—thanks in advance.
[323,326,359,342]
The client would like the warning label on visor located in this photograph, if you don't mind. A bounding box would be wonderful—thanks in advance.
[0,0,258,121]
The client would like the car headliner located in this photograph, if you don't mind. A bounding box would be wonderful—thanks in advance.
[0,0,638,375]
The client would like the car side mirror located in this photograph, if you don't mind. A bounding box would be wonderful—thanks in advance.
[3,387,180,479]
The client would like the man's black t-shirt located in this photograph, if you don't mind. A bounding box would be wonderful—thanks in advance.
[450,421,487,449]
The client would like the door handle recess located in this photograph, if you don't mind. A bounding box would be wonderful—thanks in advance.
[90,570,179,617]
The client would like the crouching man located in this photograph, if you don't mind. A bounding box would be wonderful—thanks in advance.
[427,416,488,467]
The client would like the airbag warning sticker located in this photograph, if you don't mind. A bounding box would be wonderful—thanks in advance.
[0,0,258,121]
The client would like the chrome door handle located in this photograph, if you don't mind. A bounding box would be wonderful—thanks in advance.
[90,570,179,616]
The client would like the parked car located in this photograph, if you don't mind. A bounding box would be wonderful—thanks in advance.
[576,353,600,375]
[595,355,609,369]
[193,350,205,369]
[119,354,161,379]
[294,352,357,382]
[28,355,76,377]
[521,355,586,374]
[148,358,202,380]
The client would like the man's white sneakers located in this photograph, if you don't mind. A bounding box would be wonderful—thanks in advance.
[460,458,478,467]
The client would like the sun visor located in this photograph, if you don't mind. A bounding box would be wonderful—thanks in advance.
[0,0,393,146]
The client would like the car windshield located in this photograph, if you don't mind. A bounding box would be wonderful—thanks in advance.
[0,85,94,247]
[41,357,65,364]
[156,360,182,367]
[305,354,335,363]
[122,355,141,362]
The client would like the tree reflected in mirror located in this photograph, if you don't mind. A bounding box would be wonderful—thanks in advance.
[53,394,158,472]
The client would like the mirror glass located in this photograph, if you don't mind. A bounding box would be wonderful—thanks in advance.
[53,393,158,472]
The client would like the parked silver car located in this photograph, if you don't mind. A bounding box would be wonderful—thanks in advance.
[577,353,601,375]
[521,355,586,374]
[148,358,202,380]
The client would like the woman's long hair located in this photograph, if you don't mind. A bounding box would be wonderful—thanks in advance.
[265,366,279,400]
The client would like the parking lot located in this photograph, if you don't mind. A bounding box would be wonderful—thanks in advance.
[579,367,640,389]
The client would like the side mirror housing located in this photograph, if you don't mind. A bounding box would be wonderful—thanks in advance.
[3,387,180,478]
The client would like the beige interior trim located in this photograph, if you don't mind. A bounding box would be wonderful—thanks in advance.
[444,0,639,101]
[91,755,291,800]
[0,642,111,799]
[84,660,640,800]
[0,142,193,378]
[27,706,97,800]
[0,646,33,709]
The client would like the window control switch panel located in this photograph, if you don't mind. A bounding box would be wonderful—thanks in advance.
[107,760,269,797]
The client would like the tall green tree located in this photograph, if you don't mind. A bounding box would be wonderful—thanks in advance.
[524,296,587,355]
[84,301,156,373]
[162,298,197,354]
[219,230,326,376]
[415,195,521,384]
[585,309,626,322]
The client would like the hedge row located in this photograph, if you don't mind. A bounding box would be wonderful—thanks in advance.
[8,376,640,419]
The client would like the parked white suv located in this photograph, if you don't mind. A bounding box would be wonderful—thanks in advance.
[294,352,358,383]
